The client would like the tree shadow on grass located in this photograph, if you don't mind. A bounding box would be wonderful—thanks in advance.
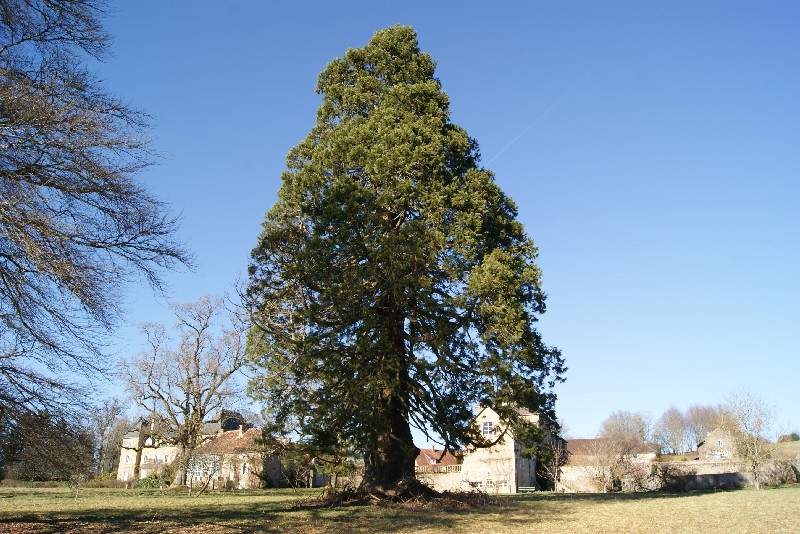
[2,489,750,533]
[0,493,577,533]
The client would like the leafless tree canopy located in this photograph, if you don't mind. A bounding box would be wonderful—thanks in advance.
[654,406,689,454]
[598,411,653,444]
[685,404,721,449]
[0,0,190,424]
[720,389,775,490]
[120,296,245,483]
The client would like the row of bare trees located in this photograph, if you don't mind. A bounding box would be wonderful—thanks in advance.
[592,390,786,490]
[597,404,728,455]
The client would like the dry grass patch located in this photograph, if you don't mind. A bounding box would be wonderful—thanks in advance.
[774,440,800,459]
[0,485,798,533]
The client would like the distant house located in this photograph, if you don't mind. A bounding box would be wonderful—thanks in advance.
[697,428,736,461]
[116,411,247,482]
[117,420,180,482]
[189,426,281,490]
[414,406,541,493]
[415,447,462,472]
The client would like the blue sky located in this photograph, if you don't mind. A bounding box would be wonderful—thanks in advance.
[100,1,799,441]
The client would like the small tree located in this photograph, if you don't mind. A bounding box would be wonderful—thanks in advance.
[121,296,245,485]
[720,389,774,490]
[539,435,569,491]
[186,454,223,497]
[89,398,130,476]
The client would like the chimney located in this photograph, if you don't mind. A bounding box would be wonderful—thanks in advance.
[239,424,244,437]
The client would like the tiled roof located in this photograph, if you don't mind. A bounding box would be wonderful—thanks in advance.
[194,427,263,455]
[415,447,461,466]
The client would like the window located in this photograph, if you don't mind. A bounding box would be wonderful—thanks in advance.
[164,454,169,463]
[143,455,148,463]
[718,439,724,447]
[486,479,494,489]
[482,421,493,436]
[242,463,249,475]
[125,455,131,463]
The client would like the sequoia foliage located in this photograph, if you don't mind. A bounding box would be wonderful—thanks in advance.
[246,26,565,490]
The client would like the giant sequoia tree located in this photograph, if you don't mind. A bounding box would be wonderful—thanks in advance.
[246,26,565,491]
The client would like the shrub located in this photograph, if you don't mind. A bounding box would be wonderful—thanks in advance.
[651,462,694,492]
[763,459,799,487]
[138,473,171,489]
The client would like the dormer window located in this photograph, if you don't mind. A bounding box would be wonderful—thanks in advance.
[482,421,493,436]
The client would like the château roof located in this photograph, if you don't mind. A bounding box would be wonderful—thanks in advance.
[194,427,262,455]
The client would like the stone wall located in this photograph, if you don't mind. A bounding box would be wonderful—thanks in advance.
[557,460,752,493]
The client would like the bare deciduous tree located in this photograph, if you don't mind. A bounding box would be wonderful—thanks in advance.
[685,404,721,450]
[0,0,190,448]
[599,411,653,445]
[720,389,775,490]
[654,406,689,454]
[540,435,569,492]
[120,296,244,485]
[89,398,130,476]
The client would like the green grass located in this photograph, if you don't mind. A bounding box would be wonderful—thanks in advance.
[1,485,798,533]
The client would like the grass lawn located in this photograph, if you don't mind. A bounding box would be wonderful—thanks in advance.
[0,485,798,533]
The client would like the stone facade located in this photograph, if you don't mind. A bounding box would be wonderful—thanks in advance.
[117,424,182,482]
[189,427,279,490]
[116,414,248,483]
[697,428,736,461]
[415,406,539,493]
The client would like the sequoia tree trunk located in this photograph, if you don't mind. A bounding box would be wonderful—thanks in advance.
[362,311,419,491]
[362,392,419,490]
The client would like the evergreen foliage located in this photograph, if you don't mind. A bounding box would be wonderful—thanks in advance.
[246,26,565,490]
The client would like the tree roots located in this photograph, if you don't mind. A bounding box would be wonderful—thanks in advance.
[294,479,505,509]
